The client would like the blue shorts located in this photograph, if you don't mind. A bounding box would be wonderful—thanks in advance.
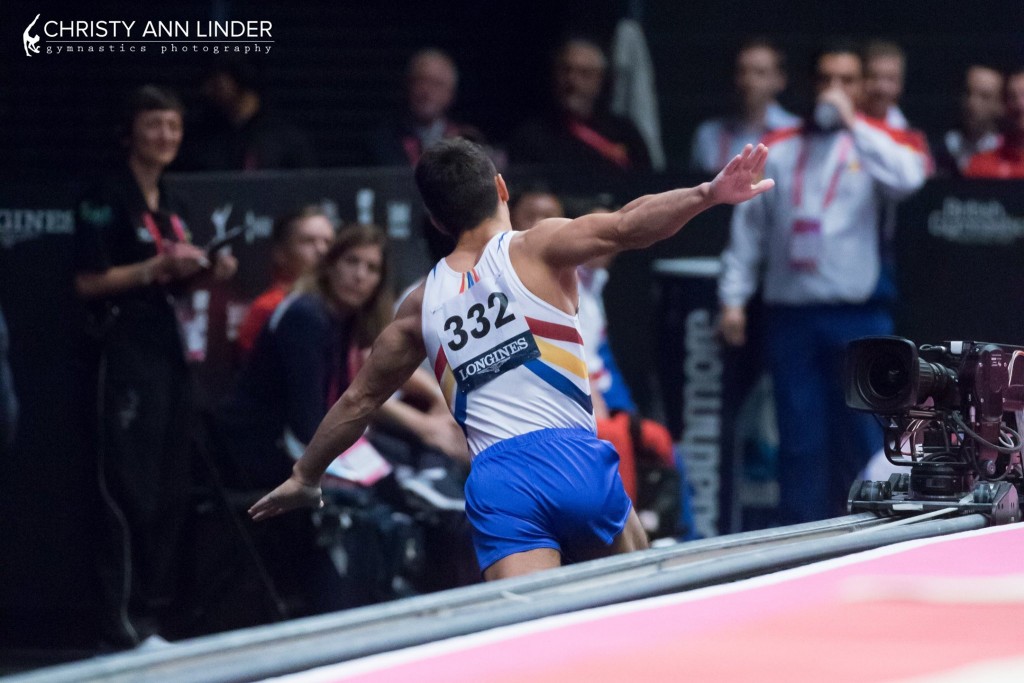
[464,427,633,572]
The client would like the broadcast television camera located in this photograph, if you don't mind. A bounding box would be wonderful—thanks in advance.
[844,336,1023,523]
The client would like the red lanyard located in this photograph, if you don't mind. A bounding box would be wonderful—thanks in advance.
[402,122,461,166]
[567,119,631,169]
[791,134,853,211]
[402,136,422,166]
[141,212,187,254]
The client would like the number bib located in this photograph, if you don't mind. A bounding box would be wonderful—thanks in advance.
[436,277,540,392]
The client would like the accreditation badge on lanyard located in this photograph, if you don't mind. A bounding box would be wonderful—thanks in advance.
[144,211,207,362]
[788,134,853,272]
[435,275,541,393]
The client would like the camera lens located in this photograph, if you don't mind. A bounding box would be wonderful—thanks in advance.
[845,336,923,412]
[866,352,908,401]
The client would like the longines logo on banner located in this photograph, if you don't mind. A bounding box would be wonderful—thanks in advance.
[0,209,75,249]
[22,14,274,56]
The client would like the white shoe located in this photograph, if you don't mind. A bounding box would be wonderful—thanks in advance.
[136,634,172,650]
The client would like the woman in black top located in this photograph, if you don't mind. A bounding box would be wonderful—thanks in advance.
[74,85,237,646]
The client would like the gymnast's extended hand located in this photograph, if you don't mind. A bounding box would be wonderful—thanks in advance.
[248,474,324,522]
[707,143,774,205]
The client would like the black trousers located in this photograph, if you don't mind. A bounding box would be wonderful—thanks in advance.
[97,332,192,642]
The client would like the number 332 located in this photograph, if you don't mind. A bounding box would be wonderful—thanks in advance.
[444,292,515,351]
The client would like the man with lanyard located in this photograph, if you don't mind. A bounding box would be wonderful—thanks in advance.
[718,41,928,525]
[509,38,651,174]
[368,49,494,168]
[250,138,772,579]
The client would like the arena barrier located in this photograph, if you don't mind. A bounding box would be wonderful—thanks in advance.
[4,511,995,683]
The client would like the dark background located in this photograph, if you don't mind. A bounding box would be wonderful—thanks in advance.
[1,1,1022,180]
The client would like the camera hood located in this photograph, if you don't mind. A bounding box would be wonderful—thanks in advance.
[845,337,922,412]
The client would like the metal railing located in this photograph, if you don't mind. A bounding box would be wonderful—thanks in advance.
[3,511,990,683]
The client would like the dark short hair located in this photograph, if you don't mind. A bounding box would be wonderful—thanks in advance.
[122,85,183,132]
[864,39,905,64]
[414,138,498,238]
[407,48,459,84]
[811,39,864,76]
[205,56,261,93]
[271,205,332,247]
[509,180,557,212]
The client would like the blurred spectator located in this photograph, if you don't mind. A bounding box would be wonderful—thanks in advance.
[74,85,237,646]
[218,225,394,488]
[218,224,465,489]
[0,305,16,453]
[964,66,1024,178]
[369,48,501,264]
[718,42,929,524]
[862,39,935,227]
[862,40,909,129]
[936,64,1004,176]
[236,206,336,357]
[509,38,651,173]
[863,40,933,175]
[180,58,315,170]
[690,38,799,174]
[509,185,565,232]
[368,48,496,167]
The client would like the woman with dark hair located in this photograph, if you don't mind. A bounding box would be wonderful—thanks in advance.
[219,224,396,488]
[74,85,237,647]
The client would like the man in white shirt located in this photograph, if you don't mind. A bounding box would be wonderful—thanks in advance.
[718,41,929,525]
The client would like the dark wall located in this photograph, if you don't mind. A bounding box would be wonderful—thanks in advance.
[2,1,1022,180]
[0,0,585,178]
